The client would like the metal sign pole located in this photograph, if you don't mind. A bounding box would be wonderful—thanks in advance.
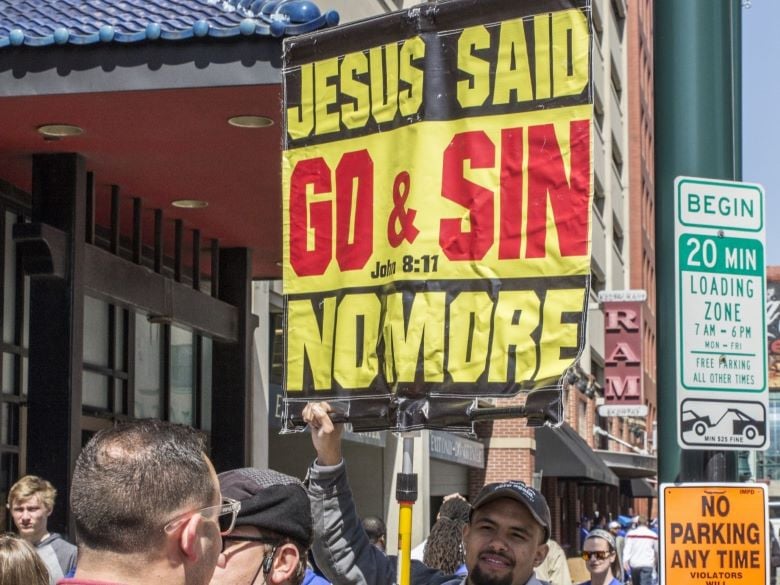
[655,0,743,484]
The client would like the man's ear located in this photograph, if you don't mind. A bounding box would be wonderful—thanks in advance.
[268,543,301,584]
[533,542,549,568]
[178,514,204,561]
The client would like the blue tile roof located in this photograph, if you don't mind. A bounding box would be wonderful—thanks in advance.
[0,0,339,48]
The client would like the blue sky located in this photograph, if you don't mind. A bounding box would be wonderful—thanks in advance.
[742,0,778,265]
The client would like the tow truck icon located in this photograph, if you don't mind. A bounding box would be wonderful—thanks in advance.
[681,407,766,441]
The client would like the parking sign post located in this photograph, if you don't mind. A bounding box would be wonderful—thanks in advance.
[674,177,768,450]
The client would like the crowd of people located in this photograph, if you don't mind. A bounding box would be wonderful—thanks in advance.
[0,402,670,585]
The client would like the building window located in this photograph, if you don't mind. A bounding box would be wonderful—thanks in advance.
[84,303,211,430]
[593,177,606,219]
[594,91,605,132]
[577,398,588,438]
[590,360,604,393]
[611,134,624,177]
[610,57,623,104]
[0,207,29,525]
[200,337,213,432]
[590,265,606,298]
[596,413,609,450]
[135,316,163,419]
[82,296,129,414]
[610,0,626,37]
[592,1,604,45]
[170,326,194,425]
[613,215,624,255]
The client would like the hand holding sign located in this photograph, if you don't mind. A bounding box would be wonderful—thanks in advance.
[303,401,344,466]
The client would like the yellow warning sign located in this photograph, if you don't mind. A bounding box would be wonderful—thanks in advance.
[660,483,768,585]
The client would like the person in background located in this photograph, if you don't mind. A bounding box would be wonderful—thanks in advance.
[62,419,233,585]
[770,528,780,585]
[411,494,470,561]
[607,521,625,571]
[592,513,607,531]
[621,515,657,585]
[535,538,573,585]
[647,518,658,535]
[578,517,592,551]
[422,517,467,576]
[212,467,321,585]
[579,529,622,585]
[0,532,50,585]
[303,401,551,585]
[362,516,387,553]
[7,475,77,584]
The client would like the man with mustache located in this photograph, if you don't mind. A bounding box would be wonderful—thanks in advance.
[302,402,551,585]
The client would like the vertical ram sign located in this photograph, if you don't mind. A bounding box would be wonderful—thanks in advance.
[281,0,593,432]
[598,290,648,417]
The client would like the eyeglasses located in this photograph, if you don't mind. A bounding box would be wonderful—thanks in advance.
[221,534,281,553]
[581,550,612,561]
[164,497,241,536]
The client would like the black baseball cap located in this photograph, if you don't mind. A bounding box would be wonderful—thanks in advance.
[471,480,551,543]
[218,468,312,548]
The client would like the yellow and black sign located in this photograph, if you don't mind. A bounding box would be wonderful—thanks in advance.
[281,0,593,430]
[660,483,769,585]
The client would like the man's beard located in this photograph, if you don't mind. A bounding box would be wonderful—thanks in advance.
[468,563,514,585]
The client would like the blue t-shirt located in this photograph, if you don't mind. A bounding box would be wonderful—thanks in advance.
[578,579,621,585]
[303,568,331,585]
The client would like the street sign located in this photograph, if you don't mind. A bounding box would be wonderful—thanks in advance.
[598,404,648,417]
[597,290,647,303]
[660,483,769,585]
[674,177,767,450]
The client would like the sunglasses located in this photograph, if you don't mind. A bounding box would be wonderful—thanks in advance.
[164,497,241,536]
[581,550,612,561]
[221,534,281,553]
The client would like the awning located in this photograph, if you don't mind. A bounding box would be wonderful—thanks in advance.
[594,449,657,479]
[535,423,620,486]
[621,478,657,498]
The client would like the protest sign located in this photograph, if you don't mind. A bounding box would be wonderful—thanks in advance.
[282,0,592,431]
